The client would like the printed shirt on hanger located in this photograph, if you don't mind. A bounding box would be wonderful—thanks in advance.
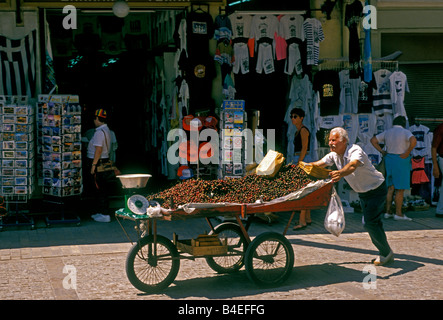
[303,18,325,65]
[229,13,252,39]
[390,71,409,118]
[372,69,393,115]
[250,15,279,40]
[279,14,305,41]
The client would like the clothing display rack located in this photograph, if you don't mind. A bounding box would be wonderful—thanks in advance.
[316,58,399,72]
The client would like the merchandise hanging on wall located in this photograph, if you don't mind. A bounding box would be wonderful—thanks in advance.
[38,95,82,198]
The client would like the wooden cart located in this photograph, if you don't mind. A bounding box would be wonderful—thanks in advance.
[115,181,334,293]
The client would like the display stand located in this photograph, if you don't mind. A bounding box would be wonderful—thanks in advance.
[0,195,34,230]
[43,195,81,227]
[219,100,246,178]
[38,95,82,226]
[0,96,36,229]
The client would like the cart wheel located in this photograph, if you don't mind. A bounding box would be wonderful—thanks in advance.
[244,232,294,287]
[126,235,180,293]
[206,222,248,274]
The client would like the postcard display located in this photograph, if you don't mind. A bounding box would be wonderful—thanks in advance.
[0,96,36,228]
[220,100,246,178]
[38,95,83,198]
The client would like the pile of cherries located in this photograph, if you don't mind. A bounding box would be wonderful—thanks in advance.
[147,164,314,209]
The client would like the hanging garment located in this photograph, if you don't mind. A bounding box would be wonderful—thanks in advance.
[214,14,233,41]
[255,42,275,74]
[409,124,431,159]
[284,42,302,75]
[339,69,360,114]
[303,18,325,66]
[232,42,250,74]
[373,69,393,115]
[390,71,409,118]
[411,157,430,184]
[345,0,363,78]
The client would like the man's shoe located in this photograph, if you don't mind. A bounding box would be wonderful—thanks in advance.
[384,213,394,219]
[394,214,412,221]
[372,250,394,266]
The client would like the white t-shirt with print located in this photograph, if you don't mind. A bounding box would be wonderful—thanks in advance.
[229,13,252,39]
[389,71,409,118]
[339,69,360,114]
[303,18,324,65]
[279,14,305,40]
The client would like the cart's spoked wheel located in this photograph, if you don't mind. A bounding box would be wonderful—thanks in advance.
[245,232,294,287]
[126,235,180,293]
[206,222,248,274]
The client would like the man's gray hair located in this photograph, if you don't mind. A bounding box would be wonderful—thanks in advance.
[330,127,349,143]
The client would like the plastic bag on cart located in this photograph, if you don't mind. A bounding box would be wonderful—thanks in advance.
[324,187,345,237]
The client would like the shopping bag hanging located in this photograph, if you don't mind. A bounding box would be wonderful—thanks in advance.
[324,187,345,237]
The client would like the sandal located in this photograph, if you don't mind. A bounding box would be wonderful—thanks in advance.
[293,224,307,231]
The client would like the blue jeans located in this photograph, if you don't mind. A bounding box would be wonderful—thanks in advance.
[358,182,392,257]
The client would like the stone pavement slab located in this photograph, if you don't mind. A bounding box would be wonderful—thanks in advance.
[0,205,442,300]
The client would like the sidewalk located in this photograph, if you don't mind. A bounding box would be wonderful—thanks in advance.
[0,201,442,300]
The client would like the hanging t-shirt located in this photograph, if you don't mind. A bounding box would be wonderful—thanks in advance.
[357,75,377,113]
[303,18,325,66]
[361,140,382,166]
[279,14,305,41]
[343,113,359,144]
[339,69,360,114]
[373,69,393,115]
[214,14,232,41]
[249,14,279,58]
[313,70,341,116]
[345,0,363,78]
[186,10,215,58]
[409,124,431,159]
[250,14,279,41]
[183,55,216,112]
[389,71,409,118]
[229,13,252,39]
[316,115,344,148]
[375,112,393,136]
[357,113,376,144]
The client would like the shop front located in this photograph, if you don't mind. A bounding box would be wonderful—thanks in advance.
[1,0,443,226]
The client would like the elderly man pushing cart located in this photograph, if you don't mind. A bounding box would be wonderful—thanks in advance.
[307,127,394,266]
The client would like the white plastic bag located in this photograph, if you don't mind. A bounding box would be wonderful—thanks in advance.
[324,187,345,237]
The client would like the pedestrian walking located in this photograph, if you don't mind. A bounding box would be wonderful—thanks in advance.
[370,116,417,221]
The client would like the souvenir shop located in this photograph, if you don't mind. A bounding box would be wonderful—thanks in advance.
[0,0,441,227]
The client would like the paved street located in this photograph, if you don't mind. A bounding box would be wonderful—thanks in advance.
[0,201,442,302]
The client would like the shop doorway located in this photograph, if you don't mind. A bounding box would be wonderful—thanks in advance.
[46,12,157,177]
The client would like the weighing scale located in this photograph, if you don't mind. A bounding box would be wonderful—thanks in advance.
[117,174,153,215]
